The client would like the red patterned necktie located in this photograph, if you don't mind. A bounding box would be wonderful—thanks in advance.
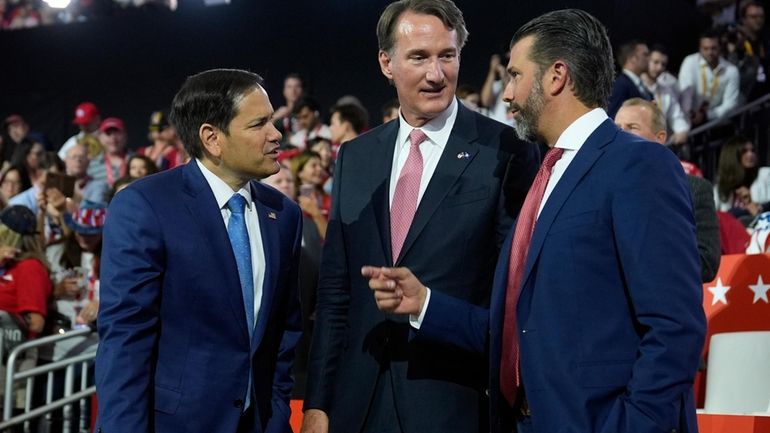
[500,146,564,406]
[390,129,428,263]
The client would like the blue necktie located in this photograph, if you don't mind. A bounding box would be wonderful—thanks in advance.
[226,193,254,409]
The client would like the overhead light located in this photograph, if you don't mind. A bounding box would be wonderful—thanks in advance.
[43,0,72,8]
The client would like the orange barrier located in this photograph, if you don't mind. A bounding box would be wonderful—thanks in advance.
[697,413,770,433]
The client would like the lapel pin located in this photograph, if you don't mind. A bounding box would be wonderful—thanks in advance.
[457,151,470,160]
[267,212,277,220]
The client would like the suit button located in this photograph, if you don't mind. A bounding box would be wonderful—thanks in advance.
[233,399,243,408]
[484,388,490,397]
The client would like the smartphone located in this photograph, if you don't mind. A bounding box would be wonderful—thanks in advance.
[45,172,76,198]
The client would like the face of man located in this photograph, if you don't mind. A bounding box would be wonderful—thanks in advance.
[378,11,460,126]
[283,77,303,105]
[216,86,283,181]
[7,121,28,143]
[699,37,720,67]
[503,36,546,142]
[743,5,765,34]
[329,111,348,142]
[648,51,668,80]
[66,144,89,178]
[614,105,666,144]
[100,128,127,155]
[296,106,319,131]
[630,44,650,75]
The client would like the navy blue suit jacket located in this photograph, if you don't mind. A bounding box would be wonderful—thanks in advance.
[607,73,649,119]
[418,119,706,433]
[95,161,302,433]
[304,103,539,433]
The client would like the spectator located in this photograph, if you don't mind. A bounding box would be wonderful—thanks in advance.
[679,30,740,126]
[137,111,180,171]
[456,84,481,112]
[87,117,131,187]
[607,39,652,118]
[127,154,158,179]
[2,114,29,165]
[10,151,64,214]
[641,45,691,145]
[725,0,770,102]
[480,53,514,124]
[288,150,328,237]
[274,73,304,146]
[714,135,770,221]
[10,138,45,186]
[290,97,331,149]
[329,103,367,146]
[0,165,31,207]
[380,98,400,124]
[65,143,110,205]
[58,102,102,161]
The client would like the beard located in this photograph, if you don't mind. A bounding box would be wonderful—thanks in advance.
[511,78,545,142]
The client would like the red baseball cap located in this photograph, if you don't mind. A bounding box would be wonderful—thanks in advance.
[99,117,125,133]
[73,102,100,125]
[3,114,24,125]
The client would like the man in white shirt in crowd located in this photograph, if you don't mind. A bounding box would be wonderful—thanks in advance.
[641,44,691,145]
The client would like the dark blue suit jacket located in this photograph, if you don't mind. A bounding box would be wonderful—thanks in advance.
[607,72,650,119]
[304,102,539,433]
[95,161,302,433]
[418,119,706,433]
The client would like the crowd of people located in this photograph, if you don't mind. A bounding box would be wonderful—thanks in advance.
[0,0,769,431]
[0,0,175,31]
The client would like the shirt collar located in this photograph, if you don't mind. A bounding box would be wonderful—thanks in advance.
[553,108,609,152]
[195,159,253,211]
[396,97,458,150]
[698,54,727,73]
[622,69,643,87]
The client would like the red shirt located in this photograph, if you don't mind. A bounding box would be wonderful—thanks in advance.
[0,258,52,316]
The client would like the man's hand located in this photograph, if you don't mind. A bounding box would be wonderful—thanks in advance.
[361,266,427,316]
[300,409,329,433]
[77,300,99,325]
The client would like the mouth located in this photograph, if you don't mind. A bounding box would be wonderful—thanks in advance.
[420,86,446,97]
[264,145,280,158]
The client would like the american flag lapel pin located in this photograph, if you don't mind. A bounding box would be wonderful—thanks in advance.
[457,151,470,160]
[268,211,277,220]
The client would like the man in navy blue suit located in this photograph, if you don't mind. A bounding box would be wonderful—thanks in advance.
[365,9,706,433]
[96,69,302,433]
[607,39,653,118]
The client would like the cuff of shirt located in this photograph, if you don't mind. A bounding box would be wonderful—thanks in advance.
[409,287,431,330]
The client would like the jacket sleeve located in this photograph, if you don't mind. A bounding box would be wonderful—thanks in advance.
[95,187,164,433]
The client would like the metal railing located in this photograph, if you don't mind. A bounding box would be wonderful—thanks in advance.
[688,92,770,181]
[0,327,96,433]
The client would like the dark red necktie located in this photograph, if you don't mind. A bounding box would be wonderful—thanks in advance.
[500,146,564,406]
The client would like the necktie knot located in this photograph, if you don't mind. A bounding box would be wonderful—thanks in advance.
[542,147,564,171]
[227,193,248,215]
[408,129,428,148]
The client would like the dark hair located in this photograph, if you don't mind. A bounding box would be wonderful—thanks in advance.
[284,73,303,85]
[456,84,478,99]
[40,151,65,172]
[377,0,468,55]
[0,165,32,194]
[700,29,722,42]
[293,96,321,116]
[650,44,669,57]
[740,0,763,18]
[381,98,400,120]
[128,155,159,176]
[170,69,265,160]
[616,39,647,68]
[510,9,615,110]
[330,103,369,134]
[10,138,36,169]
[108,176,135,203]
[716,135,755,201]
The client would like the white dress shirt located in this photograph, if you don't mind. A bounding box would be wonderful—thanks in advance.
[678,53,740,120]
[413,108,609,329]
[389,98,459,207]
[644,78,690,135]
[196,159,265,327]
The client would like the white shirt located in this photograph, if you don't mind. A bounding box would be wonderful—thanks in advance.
[678,53,740,120]
[413,108,608,329]
[644,78,690,135]
[389,98,458,207]
[196,159,265,327]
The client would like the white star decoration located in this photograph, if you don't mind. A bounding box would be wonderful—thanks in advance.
[708,278,731,306]
[748,275,770,304]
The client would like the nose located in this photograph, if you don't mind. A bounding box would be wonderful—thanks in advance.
[425,58,445,84]
[268,121,283,143]
[502,79,514,104]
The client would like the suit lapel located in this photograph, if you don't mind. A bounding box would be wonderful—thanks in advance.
[250,183,279,350]
[373,121,399,265]
[520,120,617,287]
[396,103,478,265]
[181,162,250,344]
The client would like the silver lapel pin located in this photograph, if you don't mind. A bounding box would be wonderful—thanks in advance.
[457,151,470,160]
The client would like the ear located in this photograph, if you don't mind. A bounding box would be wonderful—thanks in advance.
[379,50,394,81]
[199,123,222,158]
[655,130,668,144]
[545,60,569,96]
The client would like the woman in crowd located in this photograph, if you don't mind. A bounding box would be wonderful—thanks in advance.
[715,135,770,222]
[127,154,158,179]
[289,151,330,238]
[10,138,45,186]
[0,165,32,208]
